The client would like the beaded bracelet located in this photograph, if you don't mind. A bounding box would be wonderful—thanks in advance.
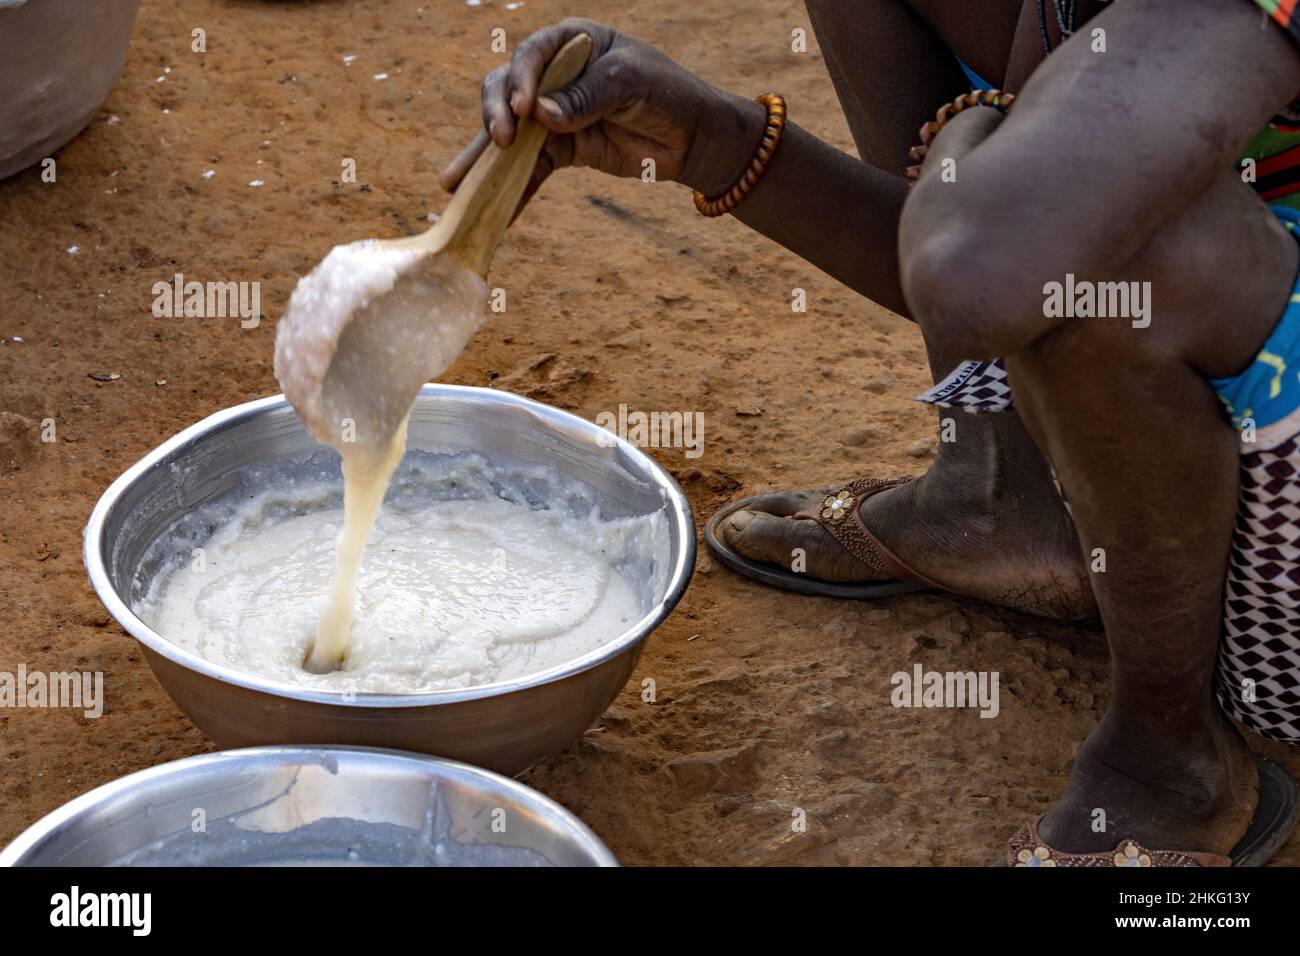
[906,89,1016,187]
[693,93,787,217]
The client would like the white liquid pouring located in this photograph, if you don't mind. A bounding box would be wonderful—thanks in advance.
[268,34,599,674]
[274,243,489,672]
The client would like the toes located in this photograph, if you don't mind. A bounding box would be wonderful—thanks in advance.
[711,485,895,583]
[721,510,815,570]
[720,488,827,519]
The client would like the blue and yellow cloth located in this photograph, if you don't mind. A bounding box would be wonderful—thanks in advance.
[1212,204,1300,445]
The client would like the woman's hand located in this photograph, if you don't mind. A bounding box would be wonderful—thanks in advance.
[441,18,757,208]
[910,103,1007,186]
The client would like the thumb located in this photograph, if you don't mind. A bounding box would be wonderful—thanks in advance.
[532,60,626,134]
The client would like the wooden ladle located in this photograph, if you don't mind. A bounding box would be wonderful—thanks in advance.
[274,33,593,452]
[383,31,593,275]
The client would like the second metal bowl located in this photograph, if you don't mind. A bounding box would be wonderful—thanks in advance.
[0,746,618,866]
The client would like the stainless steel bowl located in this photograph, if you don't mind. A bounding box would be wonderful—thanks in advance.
[85,385,694,774]
[0,746,618,866]
[0,0,141,180]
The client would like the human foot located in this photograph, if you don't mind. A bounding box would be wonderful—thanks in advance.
[712,464,1095,620]
[1028,713,1264,862]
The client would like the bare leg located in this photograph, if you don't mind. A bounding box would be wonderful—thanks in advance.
[894,0,1300,850]
[997,173,1293,851]
[717,1,1090,618]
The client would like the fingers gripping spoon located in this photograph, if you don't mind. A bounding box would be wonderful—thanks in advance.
[273,33,593,674]
[392,31,595,276]
[274,32,593,451]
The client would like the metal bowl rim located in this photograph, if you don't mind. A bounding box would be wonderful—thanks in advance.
[0,744,619,867]
[84,384,695,709]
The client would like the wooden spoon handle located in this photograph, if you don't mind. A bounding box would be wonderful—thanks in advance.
[439,32,593,276]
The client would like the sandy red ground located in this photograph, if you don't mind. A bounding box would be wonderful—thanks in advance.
[1,0,1296,866]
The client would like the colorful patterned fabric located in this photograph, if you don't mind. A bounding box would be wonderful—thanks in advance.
[1219,434,1300,743]
[1235,2,1300,207]
[1210,203,1300,743]
[915,358,1014,412]
[1240,111,1300,210]
[1210,208,1300,437]
[1255,0,1300,44]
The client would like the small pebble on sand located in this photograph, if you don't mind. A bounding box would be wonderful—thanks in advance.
[66,246,79,255]
[248,180,265,188]
[605,330,641,349]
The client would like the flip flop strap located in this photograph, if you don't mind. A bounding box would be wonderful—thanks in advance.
[793,476,944,588]
[1007,816,1230,868]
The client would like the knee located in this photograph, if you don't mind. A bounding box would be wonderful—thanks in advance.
[899,221,1068,360]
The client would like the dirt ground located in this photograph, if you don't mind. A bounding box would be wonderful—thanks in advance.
[1,0,1296,867]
